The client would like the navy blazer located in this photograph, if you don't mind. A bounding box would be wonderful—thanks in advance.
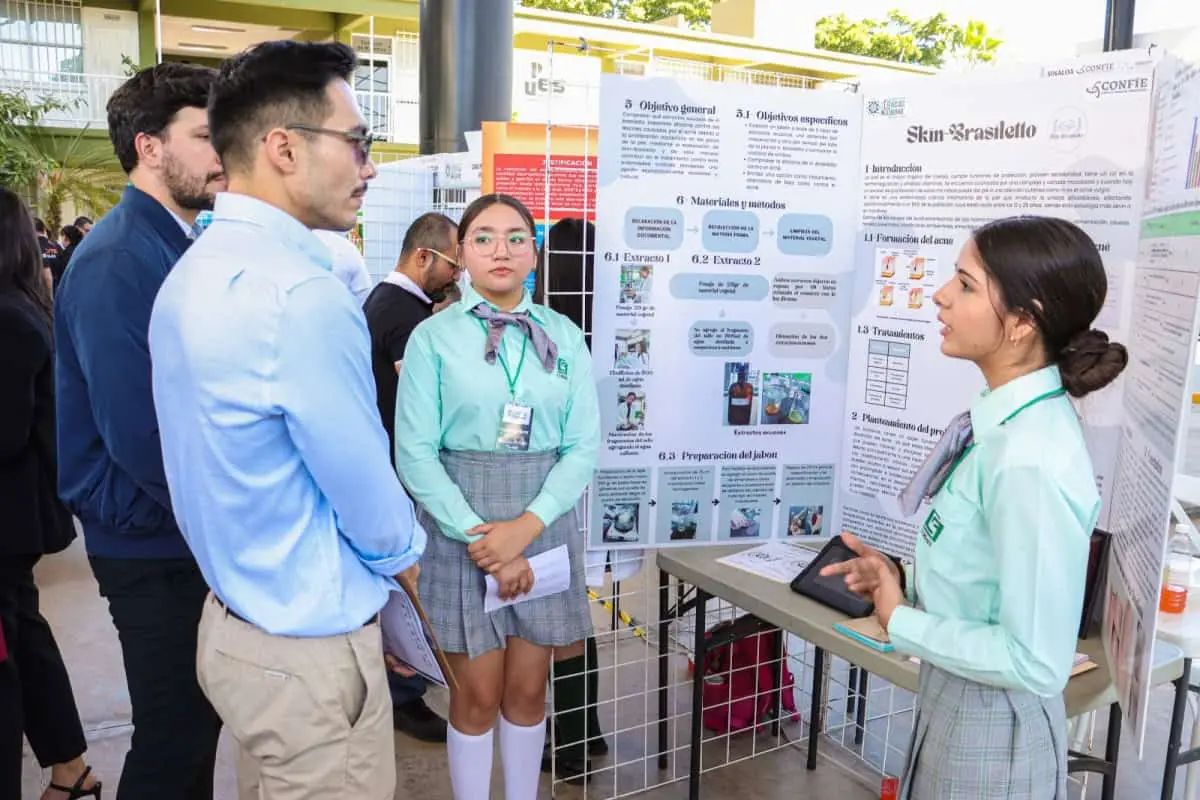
[53,185,193,559]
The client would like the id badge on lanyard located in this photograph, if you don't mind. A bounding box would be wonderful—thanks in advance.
[485,320,533,451]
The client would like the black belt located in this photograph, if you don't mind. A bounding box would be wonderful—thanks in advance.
[214,597,379,629]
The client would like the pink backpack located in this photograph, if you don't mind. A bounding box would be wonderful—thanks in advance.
[698,617,799,734]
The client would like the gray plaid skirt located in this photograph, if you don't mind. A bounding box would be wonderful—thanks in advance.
[415,448,593,659]
[900,660,1068,799]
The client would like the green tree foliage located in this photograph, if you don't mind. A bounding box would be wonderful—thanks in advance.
[815,11,1002,67]
[0,90,66,191]
[520,0,714,28]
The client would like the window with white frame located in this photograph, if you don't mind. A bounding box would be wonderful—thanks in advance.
[0,0,83,81]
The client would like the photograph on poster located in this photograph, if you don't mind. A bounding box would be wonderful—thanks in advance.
[723,361,758,427]
[614,329,650,371]
[669,500,699,541]
[729,507,763,539]
[787,505,825,538]
[616,391,646,430]
[601,503,640,544]
[874,250,940,320]
[760,373,812,425]
[619,263,652,304]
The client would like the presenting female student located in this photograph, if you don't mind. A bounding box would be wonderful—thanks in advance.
[394,193,601,800]
[823,216,1128,799]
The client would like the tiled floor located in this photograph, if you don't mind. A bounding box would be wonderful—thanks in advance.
[19,537,1191,798]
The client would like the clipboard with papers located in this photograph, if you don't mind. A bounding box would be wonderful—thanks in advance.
[380,573,459,691]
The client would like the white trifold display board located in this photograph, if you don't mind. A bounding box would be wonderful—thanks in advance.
[588,49,1200,752]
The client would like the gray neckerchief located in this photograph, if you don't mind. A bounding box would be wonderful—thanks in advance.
[897,410,974,518]
[469,302,558,372]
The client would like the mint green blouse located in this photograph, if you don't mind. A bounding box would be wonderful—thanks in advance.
[887,365,1100,697]
[394,282,601,542]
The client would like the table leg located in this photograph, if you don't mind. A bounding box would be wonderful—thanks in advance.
[847,666,858,718]
[657,570,670,770]
[1162,657,1192,800]
[689,588,709,800]
[1102,702,1122,800]
[808,646,825,771]
[854,668,868,747]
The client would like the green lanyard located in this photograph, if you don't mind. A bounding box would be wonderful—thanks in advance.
[945,387,1067,484]
[477,319,528,399]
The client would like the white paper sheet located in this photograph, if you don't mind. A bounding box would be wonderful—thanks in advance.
[716,541,818,584]
[380,588,447,688]
[484,544,571,613]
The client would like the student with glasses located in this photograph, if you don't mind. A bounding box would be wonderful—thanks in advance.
[395,193,601,799]
[148,41,425,799]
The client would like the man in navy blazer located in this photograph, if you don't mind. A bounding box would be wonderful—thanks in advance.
[54,63,227,799]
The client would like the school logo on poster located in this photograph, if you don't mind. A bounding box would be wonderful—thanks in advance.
[556,357,569,380]
[865,97,906,118]
[922,509,944,544]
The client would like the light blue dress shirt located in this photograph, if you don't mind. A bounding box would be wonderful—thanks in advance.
[394,281,601,542]
[148,193,426,637]
[887,365,1098,696]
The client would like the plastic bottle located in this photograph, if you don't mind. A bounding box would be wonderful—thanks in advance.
[1160,524,1195,614]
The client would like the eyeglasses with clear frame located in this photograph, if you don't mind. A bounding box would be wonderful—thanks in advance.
[284,124,377,165]
[464,230,534,257]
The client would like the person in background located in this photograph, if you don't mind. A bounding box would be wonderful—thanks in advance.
[314,227,372,305]
[533,217,608,783]
[148,41,425,800]
[53,62,226,800]
[0,189,102,800]
[823,216,1129,799]
[362,210,459,743]
[72,217,93,237]
[395,193,601,800]
[57,226,83,278]
[34,219,62,287]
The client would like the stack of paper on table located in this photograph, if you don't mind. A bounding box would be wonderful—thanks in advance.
[715,540,818,583]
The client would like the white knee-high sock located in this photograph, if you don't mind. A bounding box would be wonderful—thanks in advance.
[499,715,546,800]
[448,724,494,800]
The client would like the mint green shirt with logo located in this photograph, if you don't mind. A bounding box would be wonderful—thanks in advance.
[886,365,1099,697]
[394,282,601,543]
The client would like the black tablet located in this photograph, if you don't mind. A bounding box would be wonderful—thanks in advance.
[790,535,876,618]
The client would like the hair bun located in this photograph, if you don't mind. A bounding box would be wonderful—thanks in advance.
[1059,329,1128,398]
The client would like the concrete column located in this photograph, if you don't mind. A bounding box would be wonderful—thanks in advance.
[1103,0,1136,52]
[419,0,513,154]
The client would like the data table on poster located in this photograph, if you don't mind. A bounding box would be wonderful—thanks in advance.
[863,339,910,410]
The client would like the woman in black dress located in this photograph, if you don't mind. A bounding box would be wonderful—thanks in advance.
[0,189,101,799]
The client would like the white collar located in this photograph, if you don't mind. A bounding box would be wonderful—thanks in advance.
[163,205,196,238]
[383,271,432,304]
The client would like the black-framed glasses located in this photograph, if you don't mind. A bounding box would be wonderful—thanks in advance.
[285,124,377,164]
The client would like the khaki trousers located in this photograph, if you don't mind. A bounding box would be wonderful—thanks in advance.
[196,593,395,800]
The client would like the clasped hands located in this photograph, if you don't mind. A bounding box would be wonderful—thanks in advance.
[818,533,905,630]
[466,512,545,601]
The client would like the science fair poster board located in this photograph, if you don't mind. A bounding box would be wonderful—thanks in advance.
[1103,54,1200,753]
[589,54,1155,555]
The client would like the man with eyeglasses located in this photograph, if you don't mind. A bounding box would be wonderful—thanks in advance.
[360,211,459,744]
[146,41,425,799]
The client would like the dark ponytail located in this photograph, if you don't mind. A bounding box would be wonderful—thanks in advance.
[972,216,1127,398]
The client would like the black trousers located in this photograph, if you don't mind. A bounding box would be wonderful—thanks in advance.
[0,555,88,799]
[89,556,222,800]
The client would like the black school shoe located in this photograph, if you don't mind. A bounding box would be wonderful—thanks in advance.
[393,698,448,742]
